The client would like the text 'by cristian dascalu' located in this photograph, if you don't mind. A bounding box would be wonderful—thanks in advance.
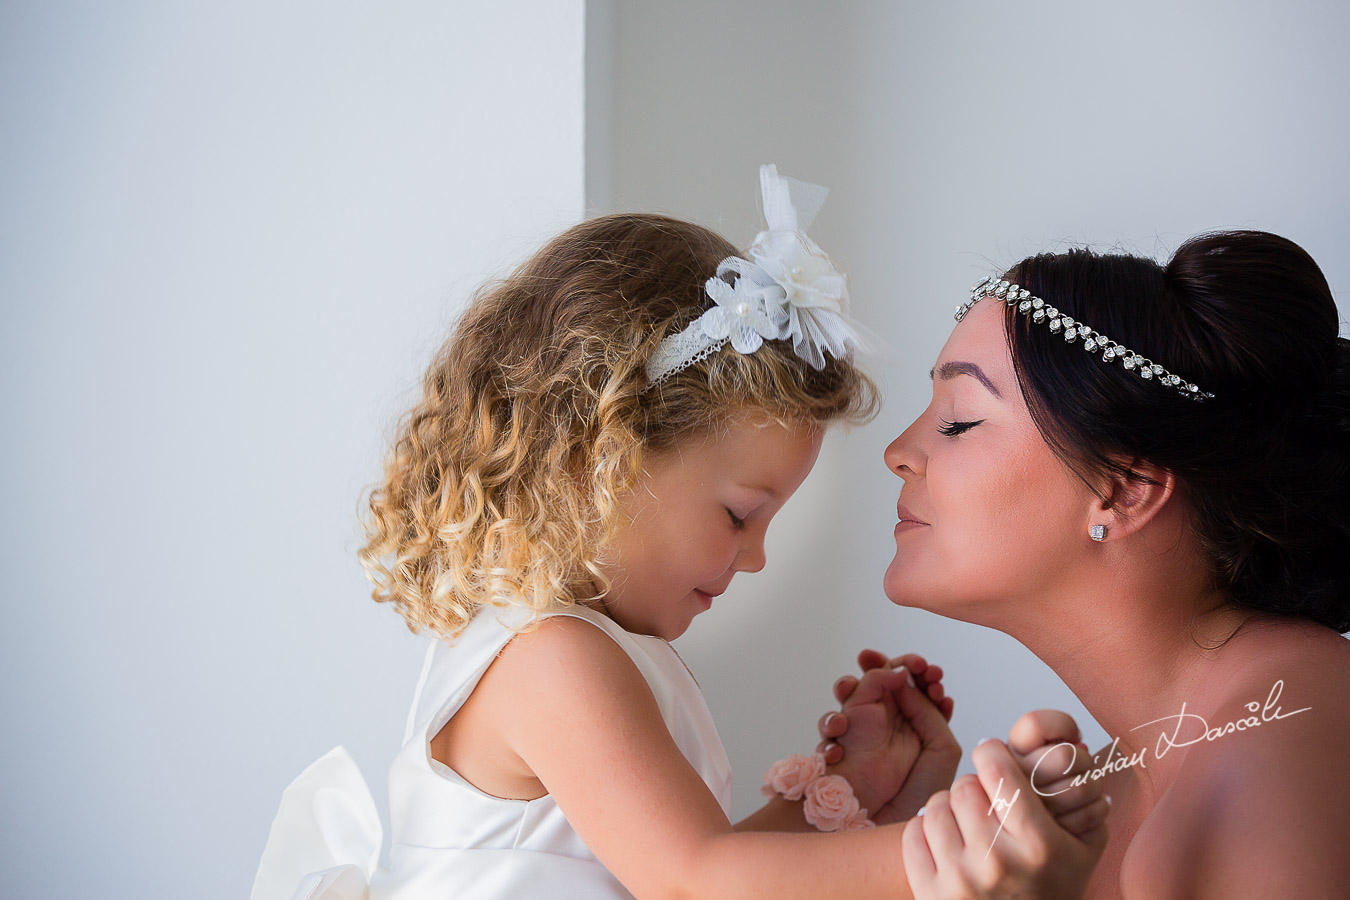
[981,679,1311,858]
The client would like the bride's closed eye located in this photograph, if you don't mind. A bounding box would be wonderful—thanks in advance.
[937,418,984,437]
[726,508,746,529]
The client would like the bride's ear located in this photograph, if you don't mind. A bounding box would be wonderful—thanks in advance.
[1093,459,1176,540]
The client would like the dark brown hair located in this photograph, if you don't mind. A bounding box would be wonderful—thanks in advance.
[1004,230,1350,632]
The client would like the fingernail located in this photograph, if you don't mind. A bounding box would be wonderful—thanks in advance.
[916,806,925,817]
[976,737,998,747]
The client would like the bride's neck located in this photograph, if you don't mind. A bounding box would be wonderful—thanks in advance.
[998,556,1244,799]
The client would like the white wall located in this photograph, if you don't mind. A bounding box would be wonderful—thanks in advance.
[589,0,1350,820]
[0,2,584,897]
[5,3,1346,894]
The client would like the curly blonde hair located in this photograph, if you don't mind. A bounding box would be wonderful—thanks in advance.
[359,213,878,640]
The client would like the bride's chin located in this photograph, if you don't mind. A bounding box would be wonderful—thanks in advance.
[882,559,921,608]
[884,558,955,613]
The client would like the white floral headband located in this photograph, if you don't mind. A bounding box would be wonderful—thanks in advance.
[644,165,863,388]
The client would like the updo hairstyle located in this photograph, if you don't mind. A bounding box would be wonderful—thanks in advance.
[1004,231,1349,632]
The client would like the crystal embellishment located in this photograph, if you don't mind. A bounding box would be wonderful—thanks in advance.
[958,276,1215,401]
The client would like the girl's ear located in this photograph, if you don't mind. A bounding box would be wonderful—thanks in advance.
[1093,459,1176,540]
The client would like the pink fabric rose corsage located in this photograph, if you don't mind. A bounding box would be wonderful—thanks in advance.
[803,774,875,832]
[762,751,875,832]
[761,752,825,801]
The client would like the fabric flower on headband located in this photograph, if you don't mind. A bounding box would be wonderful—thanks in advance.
[644,164,863,387]
[702,265,789,354]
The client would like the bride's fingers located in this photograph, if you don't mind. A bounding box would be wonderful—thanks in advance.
[1014,741,1103,819]
[892,678,962,756]
[1016,738,1081,775]
[833,674,859,705]
[856,648,891,673]
[815,709,847,763]
[1028,773,1100,818]
[844,666,908,710]
[1016,740,1082,792]
[1008,709,1081,756]
[887,655,956,722]
[817,710,848,741]
[1051,794,1110,837]
[887,652,930,675]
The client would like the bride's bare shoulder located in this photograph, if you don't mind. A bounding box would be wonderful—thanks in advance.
[1222,616,1350,710]
[1124,619,1350,897]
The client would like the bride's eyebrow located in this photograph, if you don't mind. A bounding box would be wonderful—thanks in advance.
[929,361,1003,399]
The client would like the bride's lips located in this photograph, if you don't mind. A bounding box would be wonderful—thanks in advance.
[895,502,929,534]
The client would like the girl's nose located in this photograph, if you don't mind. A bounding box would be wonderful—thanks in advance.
[736,532,767,574]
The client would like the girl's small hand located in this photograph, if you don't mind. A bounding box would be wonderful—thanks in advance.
[818,661,962,825]
[903,738,1108,899]
[826,655,955,755]
[819,666,914,820]
[818,649,954,766]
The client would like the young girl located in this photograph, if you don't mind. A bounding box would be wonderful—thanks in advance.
[251,167,1104,900]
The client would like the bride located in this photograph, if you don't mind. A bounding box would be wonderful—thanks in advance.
[828,230,1350,897]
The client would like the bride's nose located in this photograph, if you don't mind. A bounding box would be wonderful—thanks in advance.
[884,416,926,480]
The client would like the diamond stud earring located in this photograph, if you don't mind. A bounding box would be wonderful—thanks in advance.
[1090,524,1107,542]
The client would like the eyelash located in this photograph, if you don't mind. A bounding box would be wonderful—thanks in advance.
[726,509,746,530]
[937,418,984,437]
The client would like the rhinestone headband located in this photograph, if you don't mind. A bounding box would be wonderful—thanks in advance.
[957,277,1215,401]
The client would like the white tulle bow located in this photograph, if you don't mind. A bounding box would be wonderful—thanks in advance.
[645,164,863,386]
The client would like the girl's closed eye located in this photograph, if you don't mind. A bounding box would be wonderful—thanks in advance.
[937,418,984,437]
[726,508,747,530]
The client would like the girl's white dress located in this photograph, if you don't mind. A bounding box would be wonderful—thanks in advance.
[251,604,733,900]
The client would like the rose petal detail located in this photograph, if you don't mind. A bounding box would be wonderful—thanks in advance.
[761,753,826,801]
[803,774,862,832]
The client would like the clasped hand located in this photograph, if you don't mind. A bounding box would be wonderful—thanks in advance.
[815,650,1110,898]
[814,650,959,824]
